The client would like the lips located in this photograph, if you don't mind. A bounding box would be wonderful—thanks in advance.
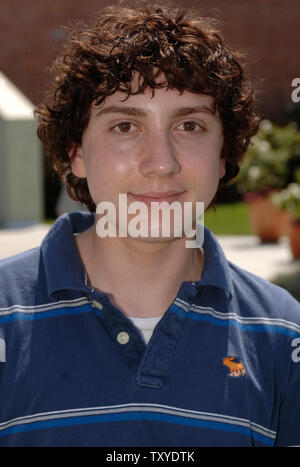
[129,191,185,203]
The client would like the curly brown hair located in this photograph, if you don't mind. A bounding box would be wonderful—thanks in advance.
[35,1,260,212]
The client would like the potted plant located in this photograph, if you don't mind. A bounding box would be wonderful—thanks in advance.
[236,120,300,242]
[272,182,300,260]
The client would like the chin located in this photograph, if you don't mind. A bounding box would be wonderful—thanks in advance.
[127,233,187,244]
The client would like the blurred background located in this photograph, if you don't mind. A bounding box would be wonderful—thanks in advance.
[0,0,300,298]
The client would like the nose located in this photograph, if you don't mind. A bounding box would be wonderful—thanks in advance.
[138,131,181,178]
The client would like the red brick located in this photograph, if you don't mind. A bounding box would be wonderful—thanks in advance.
[0,0,299,122]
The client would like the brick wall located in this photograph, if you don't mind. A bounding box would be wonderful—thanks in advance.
[0,0,299,122]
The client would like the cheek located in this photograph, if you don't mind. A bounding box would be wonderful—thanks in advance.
[84,149,137,203]
[191,151,224,182]
[92,153,134,182]
[188,151,224,205]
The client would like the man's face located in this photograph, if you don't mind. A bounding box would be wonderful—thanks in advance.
[71,84,225,240]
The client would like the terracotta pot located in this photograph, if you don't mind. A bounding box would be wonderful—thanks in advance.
[288,220,300,260]
[246,191,290,243]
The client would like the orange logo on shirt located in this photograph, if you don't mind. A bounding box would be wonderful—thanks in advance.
[223,356,245,377]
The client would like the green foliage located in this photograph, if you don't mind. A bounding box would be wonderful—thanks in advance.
[205,202,252,235]
[237,120,300,194]
[271,182,300,220]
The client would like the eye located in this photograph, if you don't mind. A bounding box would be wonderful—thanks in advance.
[113,122,136,133]
[177,121,204,132]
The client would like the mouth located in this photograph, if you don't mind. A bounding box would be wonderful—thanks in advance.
[128,191,185,204]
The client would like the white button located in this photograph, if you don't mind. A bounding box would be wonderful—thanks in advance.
[117,331,130,345]
[92,300,103,311]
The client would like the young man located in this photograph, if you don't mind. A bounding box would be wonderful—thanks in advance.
[0,2,300,447]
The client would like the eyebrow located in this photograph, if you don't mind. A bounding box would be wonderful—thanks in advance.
[95,104,215,119]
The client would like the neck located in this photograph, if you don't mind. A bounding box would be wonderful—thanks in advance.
[76,225,203,318]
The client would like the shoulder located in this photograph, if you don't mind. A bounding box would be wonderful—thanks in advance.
[228,260,300,323]
[0,246,41,277]
[0,247,46,307]
[202,226,300,323]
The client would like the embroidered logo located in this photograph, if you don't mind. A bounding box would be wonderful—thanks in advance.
[223,356,245,377]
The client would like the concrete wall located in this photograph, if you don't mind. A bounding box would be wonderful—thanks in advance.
[0,71,43,227]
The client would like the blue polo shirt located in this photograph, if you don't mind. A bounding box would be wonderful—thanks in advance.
[0,212,300,447]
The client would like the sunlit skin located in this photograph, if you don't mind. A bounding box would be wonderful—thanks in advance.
[70,84,225,318]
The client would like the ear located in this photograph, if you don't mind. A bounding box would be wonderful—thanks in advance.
[219,157,226,179]
[68,145,87,179]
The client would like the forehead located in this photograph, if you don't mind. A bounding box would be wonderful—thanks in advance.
[91,87,216,117]
[91,70,217,118]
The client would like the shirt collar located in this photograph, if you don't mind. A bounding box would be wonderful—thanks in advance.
[41,212,95,298]
[42,212,233,300]
[195,226,234,300]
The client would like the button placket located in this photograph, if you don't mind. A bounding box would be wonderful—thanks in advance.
[117,331,130,345]
[91,295,146,371]
[136,308,186,388]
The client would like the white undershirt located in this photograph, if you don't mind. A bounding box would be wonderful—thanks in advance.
[81,265,162,344]
[128,315,162,344]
